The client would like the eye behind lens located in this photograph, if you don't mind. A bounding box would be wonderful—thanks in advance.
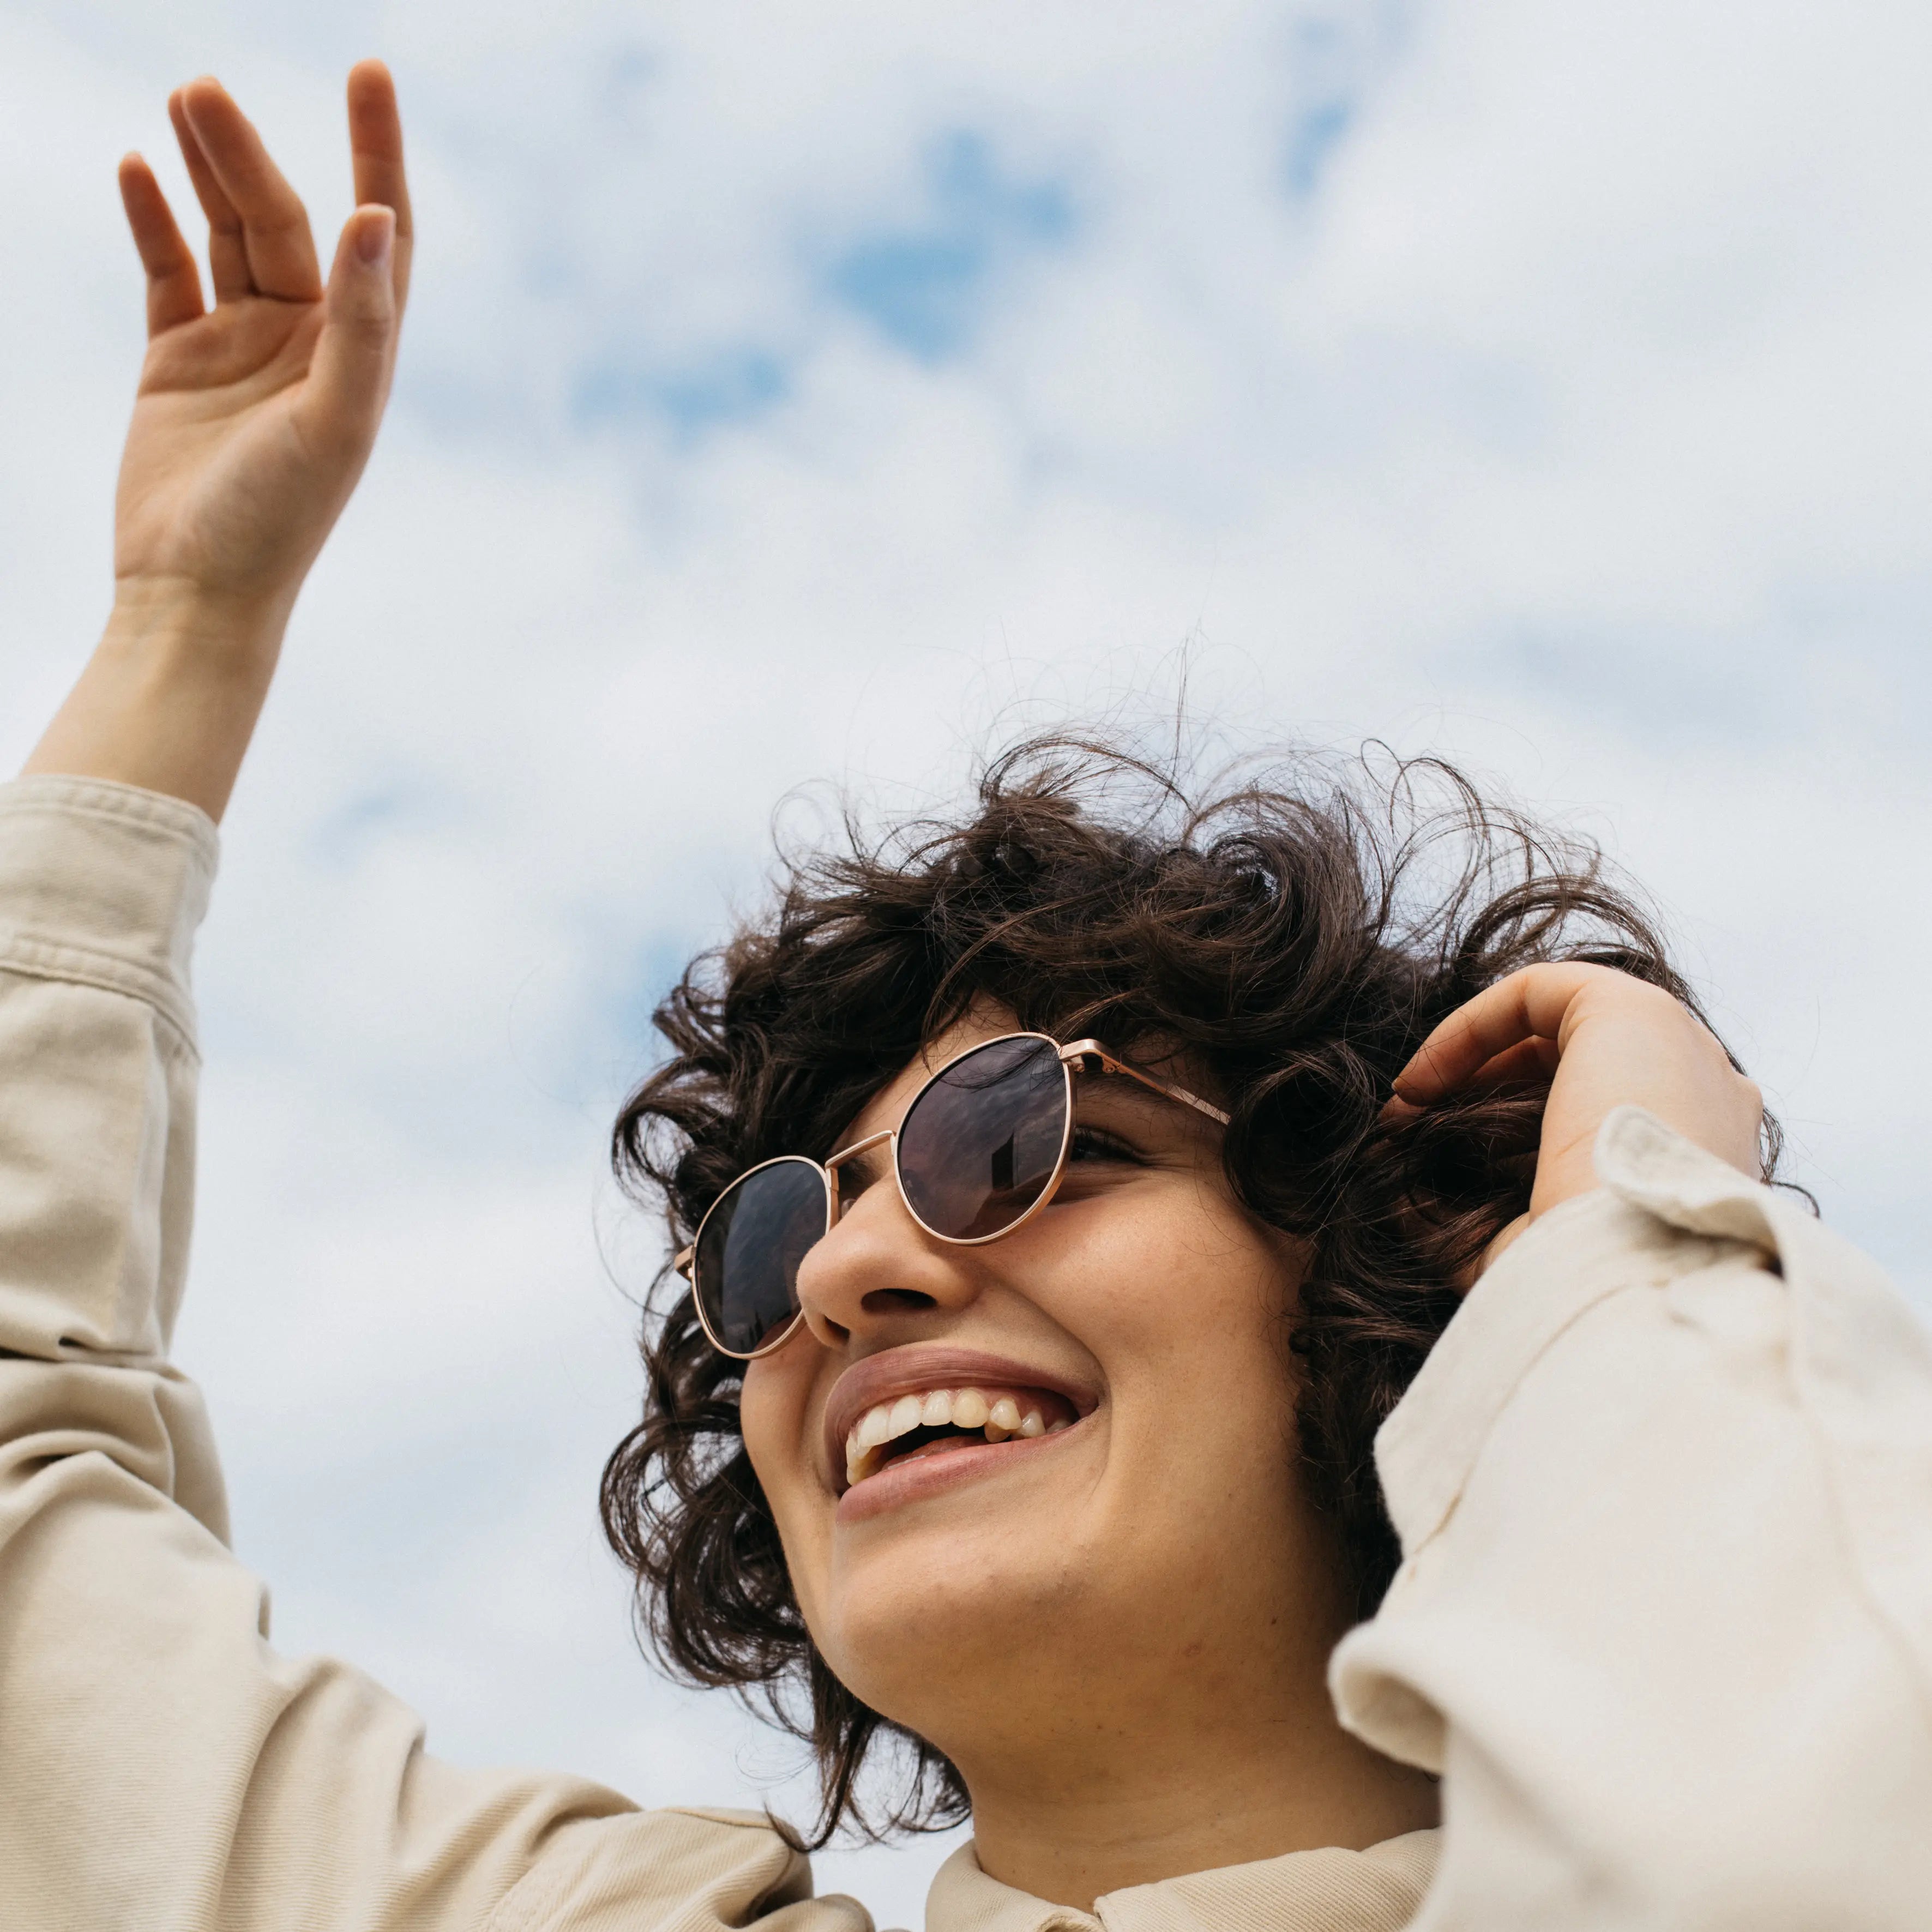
[897,1033,1069,1242]
[694,1155,829,1355]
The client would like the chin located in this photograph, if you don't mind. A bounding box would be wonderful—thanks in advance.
[816,1502,1091,1713]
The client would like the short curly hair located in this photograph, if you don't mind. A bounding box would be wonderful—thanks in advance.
[599,735,1771,1843]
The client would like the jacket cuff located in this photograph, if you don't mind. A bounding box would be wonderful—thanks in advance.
[0,777,219,1048]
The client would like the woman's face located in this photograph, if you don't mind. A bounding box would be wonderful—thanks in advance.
[738,1005,1352,1787]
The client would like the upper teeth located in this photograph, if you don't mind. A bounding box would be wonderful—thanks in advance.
[844,1386,1071,1488]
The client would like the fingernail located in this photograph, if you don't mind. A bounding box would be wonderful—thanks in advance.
[357,207,395,267]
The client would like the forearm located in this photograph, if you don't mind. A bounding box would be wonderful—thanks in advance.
[21,582,290,822]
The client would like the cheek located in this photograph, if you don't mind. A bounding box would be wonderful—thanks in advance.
[738,1346,836,1613]
[1063,1195,1301,1498]
[1056,1184,1291,1369]
[739,1348,818,1517]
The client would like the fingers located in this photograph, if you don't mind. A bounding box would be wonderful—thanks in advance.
[1471,1036,1563,1088]
[174,76,323,303]
[346,60,414,310]
[167,86,249,303]
[153,66,407,320]
[117,153,205,335]
[293,206,398,466]
[1380,1034,1557,1126]
[1392,962,1604,1104]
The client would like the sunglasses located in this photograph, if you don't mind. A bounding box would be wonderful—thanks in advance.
[674,1031,1230,1360]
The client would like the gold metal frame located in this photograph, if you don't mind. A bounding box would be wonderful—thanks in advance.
[674,1032,1230,1361]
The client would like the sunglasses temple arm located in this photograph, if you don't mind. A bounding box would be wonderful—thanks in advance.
[1062,1042,1231,1127]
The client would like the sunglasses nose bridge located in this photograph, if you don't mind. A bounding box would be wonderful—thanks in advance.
[822,1128,898,1225]
[791,1128,989,1346]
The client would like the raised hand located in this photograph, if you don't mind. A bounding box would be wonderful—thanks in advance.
[1389,962,1767,1273]
[115,63,412,614]
[24,62,412,819]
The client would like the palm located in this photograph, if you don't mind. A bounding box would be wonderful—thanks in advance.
[112,67,413,612]
[117,303,324,593]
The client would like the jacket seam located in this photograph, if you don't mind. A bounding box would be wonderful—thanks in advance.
[0,776,220,853]
[0,939,198,1059]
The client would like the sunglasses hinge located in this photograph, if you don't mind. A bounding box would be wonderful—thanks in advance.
[1060,1042,1110,1078]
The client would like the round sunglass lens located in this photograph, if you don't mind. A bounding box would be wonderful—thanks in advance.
[694,1157,828,1355]
[898,1034,1068,1241]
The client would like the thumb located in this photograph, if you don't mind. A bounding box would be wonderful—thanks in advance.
[297,204,398,465]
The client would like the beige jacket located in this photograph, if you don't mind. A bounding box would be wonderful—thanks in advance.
[2,774,1930,1932]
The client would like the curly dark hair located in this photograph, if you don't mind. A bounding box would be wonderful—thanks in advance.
[599,735,1777,1844]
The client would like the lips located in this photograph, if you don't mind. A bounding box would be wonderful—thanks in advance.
[822,1345,1097,1496]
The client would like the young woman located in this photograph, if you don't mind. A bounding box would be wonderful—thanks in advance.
[3,63,1929,1932]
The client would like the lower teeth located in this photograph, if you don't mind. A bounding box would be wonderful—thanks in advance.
[848,1428,1006,1485]
[846,1410,1075,1488]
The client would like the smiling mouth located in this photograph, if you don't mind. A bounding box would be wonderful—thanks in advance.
[842,1385,1078,1491]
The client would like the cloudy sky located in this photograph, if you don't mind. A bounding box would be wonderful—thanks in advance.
[4,1,1930,1922]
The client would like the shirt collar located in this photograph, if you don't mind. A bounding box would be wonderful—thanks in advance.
[923,1828,1439,1932]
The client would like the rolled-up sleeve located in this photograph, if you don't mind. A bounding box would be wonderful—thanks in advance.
[1332,1104,1932,1930]
[0,777,867,1932]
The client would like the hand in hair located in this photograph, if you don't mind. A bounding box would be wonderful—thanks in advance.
[23,63,411,820]
[1389,961,1767,1273]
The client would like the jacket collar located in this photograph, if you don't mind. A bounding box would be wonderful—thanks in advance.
[923,1827,1439,1932]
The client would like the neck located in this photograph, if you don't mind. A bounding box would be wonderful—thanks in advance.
[956,1681,1439,1909]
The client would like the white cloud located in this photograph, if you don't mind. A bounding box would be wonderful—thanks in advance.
[5,1,1930,1921]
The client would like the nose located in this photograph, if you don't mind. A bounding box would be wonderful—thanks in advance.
[793,1159,984,1348]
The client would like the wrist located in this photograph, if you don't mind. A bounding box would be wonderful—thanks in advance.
[104,574,294,677]
[21,580,297,822]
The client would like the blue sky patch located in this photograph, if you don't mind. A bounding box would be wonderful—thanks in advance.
[572,346,789,440]
[826,130,1077,362]
[308,780,446,870]
[1285,95,1354,198]
[1278,8,1401,202]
